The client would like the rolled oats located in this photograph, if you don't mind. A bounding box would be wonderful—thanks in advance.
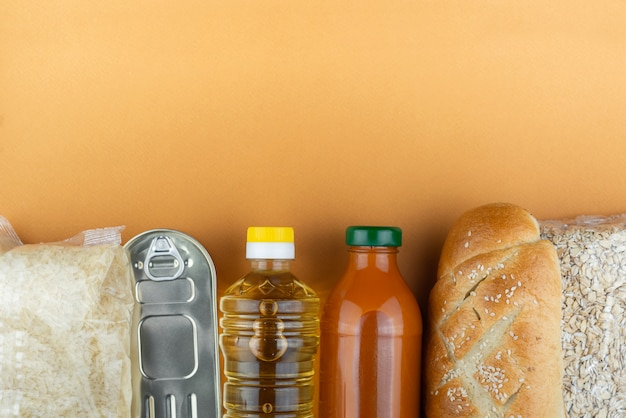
[541,215,626,417]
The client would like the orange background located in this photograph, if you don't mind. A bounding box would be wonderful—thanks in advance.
[3,1,626,317]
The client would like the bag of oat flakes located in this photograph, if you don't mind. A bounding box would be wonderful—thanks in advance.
[541,215,626,418]
[0,216,133,417]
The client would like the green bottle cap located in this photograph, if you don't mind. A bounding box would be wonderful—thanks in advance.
[346,226,402,247]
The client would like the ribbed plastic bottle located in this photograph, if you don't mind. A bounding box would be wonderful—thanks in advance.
[319,226,423,418]
[219,227,320,418]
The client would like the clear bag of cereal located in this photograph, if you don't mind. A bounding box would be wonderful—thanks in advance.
[541,214,626,418]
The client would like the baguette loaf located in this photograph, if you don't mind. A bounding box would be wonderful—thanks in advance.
[425,203,565,417]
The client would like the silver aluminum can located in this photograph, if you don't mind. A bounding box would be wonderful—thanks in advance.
[125,229,221,418]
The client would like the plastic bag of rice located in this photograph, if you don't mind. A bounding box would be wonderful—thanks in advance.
[541,215,626,418]
[0,216,133,417]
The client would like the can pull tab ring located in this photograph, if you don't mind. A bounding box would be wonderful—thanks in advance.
[144,236,185,281]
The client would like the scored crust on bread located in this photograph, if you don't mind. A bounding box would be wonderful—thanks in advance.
[425,203,565,418]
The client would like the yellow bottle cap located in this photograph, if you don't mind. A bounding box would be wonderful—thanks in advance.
[246,227,295,259]
[246,227,294,243]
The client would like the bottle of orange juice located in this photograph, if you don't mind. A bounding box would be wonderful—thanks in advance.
[319,226,422,418]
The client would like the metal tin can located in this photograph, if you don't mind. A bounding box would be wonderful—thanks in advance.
[125,229,221,418]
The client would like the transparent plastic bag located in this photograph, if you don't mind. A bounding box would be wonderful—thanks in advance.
[0,216,133,417]
[541,215,626,418]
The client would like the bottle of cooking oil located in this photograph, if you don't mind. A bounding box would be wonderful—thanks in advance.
[219,227,319,417]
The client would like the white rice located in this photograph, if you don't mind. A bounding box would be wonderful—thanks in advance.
[0,233,133,417]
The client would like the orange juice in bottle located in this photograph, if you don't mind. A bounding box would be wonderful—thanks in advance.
[319,226,422,418]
